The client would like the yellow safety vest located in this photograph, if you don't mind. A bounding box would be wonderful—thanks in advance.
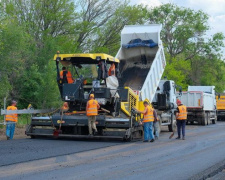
[5,106,18,122]
[177,105,187,120]
[143,106,154,122]
[86,100,98,116]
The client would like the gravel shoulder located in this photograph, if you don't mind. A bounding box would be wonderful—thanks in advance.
[0,126,27,141]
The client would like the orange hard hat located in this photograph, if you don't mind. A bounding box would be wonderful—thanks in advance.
[90,94,94,98]
[176,99,181,105]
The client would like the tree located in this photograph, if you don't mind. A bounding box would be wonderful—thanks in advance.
[148,3,209,60]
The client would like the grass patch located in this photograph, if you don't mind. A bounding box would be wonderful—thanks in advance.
[0,114,31,129]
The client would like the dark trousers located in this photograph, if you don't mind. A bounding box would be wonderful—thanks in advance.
[177,120,186,137]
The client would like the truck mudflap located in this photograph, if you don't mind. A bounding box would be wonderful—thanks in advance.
[26,115,143,141]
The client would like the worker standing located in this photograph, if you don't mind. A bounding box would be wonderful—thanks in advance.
[176,99,187,140]
[153,108,160,140]
[86,94,100,136]
[61,102,69,113]
[5,100,18,140]
[108,63,116,76]
[135,101,155,142]
[60,67,74,84]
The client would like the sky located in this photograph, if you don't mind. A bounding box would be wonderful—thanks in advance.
[130,0,225,56]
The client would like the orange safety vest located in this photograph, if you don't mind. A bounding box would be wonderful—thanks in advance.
[86,99,98,116]
[60,70,74,84]
[108,64,115,76]
[143,105,154,122]
[177,105,187,120]
[5,106,18,122]
[62,102,69,110]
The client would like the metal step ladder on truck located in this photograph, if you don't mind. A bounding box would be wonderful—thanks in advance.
[26,24,167,140]
[216,94,225,121]
[178,86,217,125]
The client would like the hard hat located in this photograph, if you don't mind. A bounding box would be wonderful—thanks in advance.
[11,100,17,104]
[176,99,181,105]
[90,94,94,98]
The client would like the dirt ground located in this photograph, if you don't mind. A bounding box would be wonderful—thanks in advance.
[0,126,27,140]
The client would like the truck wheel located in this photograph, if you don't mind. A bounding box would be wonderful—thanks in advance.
[168,114,176,132]
[201,112,207,126]
[207,113,210,125]
[30,135,36,139]
[168,117,176,132]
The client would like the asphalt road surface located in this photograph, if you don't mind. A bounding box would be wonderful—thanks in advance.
[1,122,225,180]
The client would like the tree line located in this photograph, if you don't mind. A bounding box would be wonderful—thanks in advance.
[0,0,224,109]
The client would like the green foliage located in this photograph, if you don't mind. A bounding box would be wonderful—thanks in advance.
[163,53,191,90]
[148,3,209,59]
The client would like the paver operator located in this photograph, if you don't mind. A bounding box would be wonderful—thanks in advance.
[176,99,187,140]
[60,67,74,84]
[108,63,116,76]
[5,100,18,140]
[86,94,100,136]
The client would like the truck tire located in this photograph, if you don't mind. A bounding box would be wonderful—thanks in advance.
[201,112,207,126]
[168,114,176,132]
[30,135,36,139]
[207,112,210,125]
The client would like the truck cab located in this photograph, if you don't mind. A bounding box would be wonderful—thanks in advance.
[152,80,179,132]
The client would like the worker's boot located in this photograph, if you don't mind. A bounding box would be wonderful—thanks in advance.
[182,136,185,140]
[93,129,98,136]
[175,137,180,139]
[143,140,149,142]
[6,136,10,140]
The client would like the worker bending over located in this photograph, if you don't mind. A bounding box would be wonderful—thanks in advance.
[5,100,18,140]
[86,94,100,136]
[176,99,187,140]
[60,67,74,84]
[135,101,155,142]
[108,63,116,76]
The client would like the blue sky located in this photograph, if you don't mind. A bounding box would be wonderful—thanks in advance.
[130,0,225,56]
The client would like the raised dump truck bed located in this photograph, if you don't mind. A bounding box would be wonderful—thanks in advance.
[116,25,166,102]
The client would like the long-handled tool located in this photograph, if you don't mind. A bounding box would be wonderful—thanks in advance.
[53,110,64,137]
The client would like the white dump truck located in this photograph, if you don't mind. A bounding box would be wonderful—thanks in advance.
[117,25,178,132]
[178,86,217,125]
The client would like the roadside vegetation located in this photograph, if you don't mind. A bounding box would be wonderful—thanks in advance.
[0,0,224,111]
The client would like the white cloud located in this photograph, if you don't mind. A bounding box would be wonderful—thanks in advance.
[188,0,225,16]
[209,15,225,35]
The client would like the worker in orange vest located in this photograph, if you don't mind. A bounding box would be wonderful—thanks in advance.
[176,99,187,140]
[108,63,116,76]
[135,101,155,142]
[86,94,100,136]
[61,102,69,112]
[5,100,18,140]
[60,67,74,84]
